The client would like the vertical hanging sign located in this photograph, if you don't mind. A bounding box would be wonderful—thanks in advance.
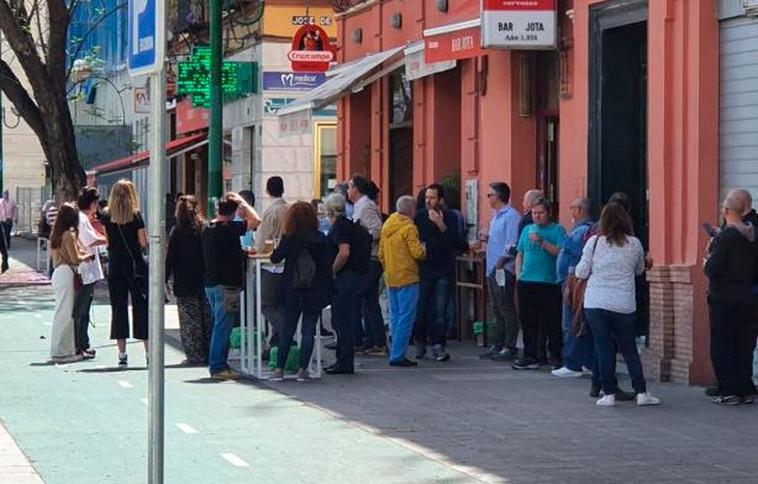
[481,0,557,49]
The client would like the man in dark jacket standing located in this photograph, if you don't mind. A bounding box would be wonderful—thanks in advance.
[705,190,758,405]
[413,184,468,361]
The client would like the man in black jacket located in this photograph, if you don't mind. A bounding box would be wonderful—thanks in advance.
[413,184,468,361]
[705,191,758,404]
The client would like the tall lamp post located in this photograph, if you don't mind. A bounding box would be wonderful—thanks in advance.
[208,0,223,214]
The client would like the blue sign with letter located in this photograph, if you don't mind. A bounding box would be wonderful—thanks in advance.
[128,0,164,76]
[263,72,327,92]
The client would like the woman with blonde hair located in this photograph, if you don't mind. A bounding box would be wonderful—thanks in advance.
[166,195,212,365]
[101,180,149,367]
[50,203,94,363]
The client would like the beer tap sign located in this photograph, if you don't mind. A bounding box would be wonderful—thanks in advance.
[288,24,336,72]
[481,0,557,49]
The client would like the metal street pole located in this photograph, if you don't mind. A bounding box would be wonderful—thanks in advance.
[147,1,167,482]
[208,0,223,214]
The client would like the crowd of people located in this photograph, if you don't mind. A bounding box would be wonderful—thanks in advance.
[38,174,758,407]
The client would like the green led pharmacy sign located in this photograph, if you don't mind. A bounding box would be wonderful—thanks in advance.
[176,46,257,108]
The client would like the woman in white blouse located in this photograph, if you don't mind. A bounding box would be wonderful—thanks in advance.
[575,204,660,407]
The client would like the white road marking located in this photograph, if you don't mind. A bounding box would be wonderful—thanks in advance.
[221,453,249,467]
[175,423,198,434]
[117,380,133,389]
[95,365,106,369]
[140,398,148,406]
[43,322,52,326]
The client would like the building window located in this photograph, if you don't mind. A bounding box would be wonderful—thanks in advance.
[389,69,412,126]
[314,123,337,199]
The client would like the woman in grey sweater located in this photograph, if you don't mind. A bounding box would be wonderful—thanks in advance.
[576,204,660,407]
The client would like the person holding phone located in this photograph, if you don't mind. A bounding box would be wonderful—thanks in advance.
[704,191,758,405]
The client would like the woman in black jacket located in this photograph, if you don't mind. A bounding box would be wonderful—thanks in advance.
[704,191,758,405]
[166,195,212,365]
[269,202,334,382]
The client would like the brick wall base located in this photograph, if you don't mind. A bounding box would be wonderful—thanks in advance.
[643,265,694,383]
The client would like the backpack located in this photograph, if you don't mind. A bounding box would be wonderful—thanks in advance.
[292,246,318,290]
[352,220,372,274]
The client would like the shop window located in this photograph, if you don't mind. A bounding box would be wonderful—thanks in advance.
[314,123,337,199]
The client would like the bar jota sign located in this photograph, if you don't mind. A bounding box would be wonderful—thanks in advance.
[424,26,481,63]
[481,0,557,49]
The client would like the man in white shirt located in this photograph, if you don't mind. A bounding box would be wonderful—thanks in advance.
[254,177,289,347]
[348,175,387,353]
[73,187,107,358]
[0,190,19,249]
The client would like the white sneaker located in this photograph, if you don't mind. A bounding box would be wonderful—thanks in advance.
[582,366,593,376]
[551,367,583,378]
[636,392,661,406]
[596,394,616,407]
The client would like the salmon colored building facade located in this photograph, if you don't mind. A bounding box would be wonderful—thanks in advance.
[332,0,723,386]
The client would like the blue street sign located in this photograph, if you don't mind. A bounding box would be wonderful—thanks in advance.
[128,0,165,76]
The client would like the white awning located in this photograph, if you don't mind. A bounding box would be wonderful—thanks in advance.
[278,46,405,117]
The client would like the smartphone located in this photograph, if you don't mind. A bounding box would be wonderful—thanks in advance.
[702,222,718,238]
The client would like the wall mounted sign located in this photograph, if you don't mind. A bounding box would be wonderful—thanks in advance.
[263,72,327,91]
[481,0,557,49]
[288,24,336,72]
[133,86,150,113]
[424,26,482,63]
[176,98,209,135]
[262,5,336,38]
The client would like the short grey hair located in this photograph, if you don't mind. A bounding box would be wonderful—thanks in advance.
[325,193,346,218]
[729,189,753,214]
[396,195,416,216]
[573,197,593,216]
[524,189,544,209]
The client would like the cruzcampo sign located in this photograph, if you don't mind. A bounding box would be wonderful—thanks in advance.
[481,0,557,49]
[288,24,335,72]
[177,46,258,108]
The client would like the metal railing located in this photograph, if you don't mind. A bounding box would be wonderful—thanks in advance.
[15,186,51,236]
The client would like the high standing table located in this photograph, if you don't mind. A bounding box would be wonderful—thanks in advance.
[240,254,323,380]
[454,253,488,345]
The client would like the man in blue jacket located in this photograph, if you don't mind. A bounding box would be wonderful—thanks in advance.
[414,184,468,361]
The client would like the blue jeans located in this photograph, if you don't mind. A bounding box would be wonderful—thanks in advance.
[414,277,450,346]
[585,308,646,395]
[561,282,593,371]
[205,286,235,374]
[277,291,318,370]
[388,283,419,363]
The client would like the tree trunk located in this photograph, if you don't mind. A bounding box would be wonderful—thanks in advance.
[40,96,84,203]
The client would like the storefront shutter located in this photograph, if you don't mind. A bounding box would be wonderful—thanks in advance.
[719,14,758,208]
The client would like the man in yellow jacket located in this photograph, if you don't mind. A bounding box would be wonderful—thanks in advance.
[379,195,426,366]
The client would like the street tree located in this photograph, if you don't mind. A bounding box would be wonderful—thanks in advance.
[0,0,123,201]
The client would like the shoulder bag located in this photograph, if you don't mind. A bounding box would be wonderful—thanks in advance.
[564,236,599,337]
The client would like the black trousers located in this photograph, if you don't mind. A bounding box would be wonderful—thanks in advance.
[72,282,95,351]
[333,271,361,369]
[517,281,562,362]
[709,297,756,398]
[108,267,148,340]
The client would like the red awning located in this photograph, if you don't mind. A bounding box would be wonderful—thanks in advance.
[423,19,482,64]
[89,133,207,176]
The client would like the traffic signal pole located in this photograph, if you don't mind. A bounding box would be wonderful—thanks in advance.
[208,0,223,214]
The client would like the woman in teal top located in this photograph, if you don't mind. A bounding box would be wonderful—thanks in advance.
[513,199,567,370]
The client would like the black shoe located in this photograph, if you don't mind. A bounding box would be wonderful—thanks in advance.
[491,349,517,362]
[712,395,741,406]
[741,396,754,405]
[590,383,601,398]
[324,365,354,375]
[320,328,334,337]
[389,358,418,367]
[325,341,338,351]
[704,386,720,397]
[512,358,539,370]
[615,390,635,402]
